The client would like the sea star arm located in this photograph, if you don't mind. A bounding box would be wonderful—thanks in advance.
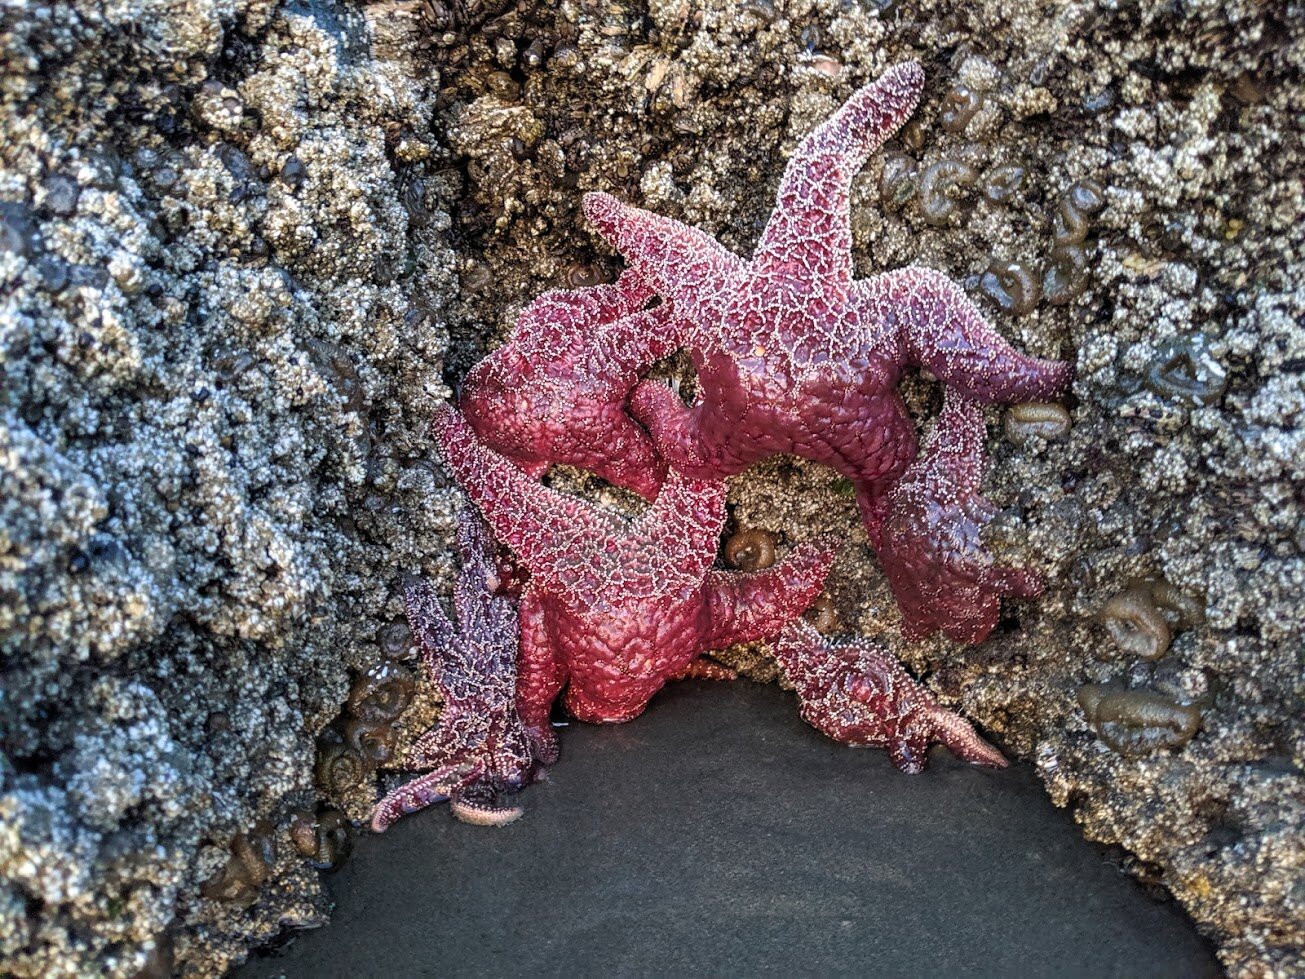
[448,508,518,653]
[583,191,743,322]
[633,471,731,586]
[598,302,686,380]
[564,303,687,497]
[754,61,925,284]
[697,537,837,650]
[854,267,1072,403]
[432,406,621,595]
[514,268,654,341]
[574,403,672,500]
[515,589,566,765]
[370,764,470,833]
[627,379,714,474]
[772,620,1007,773]
[459,270,673,499]
[401,574,456,688]
[670,658,738,681]
[878,391,1044,644]
[371,512,532,831]
[372,755,526,829]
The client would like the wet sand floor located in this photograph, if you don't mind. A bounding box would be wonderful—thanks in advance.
[240,679,1220,978]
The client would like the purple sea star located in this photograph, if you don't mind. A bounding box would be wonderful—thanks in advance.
[581,62,1070,642]
[772,619,1007,773]
[371,509,533,831]
[459,270,682,500]
[432,406,836,762]
[879,391,1043,644]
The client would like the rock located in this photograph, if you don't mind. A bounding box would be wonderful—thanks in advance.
[1,0,1301,977]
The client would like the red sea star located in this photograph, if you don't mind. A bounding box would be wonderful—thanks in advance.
[371,509,533,831]
[773,619,1007,773]
[432,406,836,762]
[581,62,1069,641]
[879,391,1043,644]
[459,270,682,500]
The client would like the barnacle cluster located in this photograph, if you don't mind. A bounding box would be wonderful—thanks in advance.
[0,0,461,969]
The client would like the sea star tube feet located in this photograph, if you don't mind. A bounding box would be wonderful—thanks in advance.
[370,510,533,832]
[431,405,837,741]
[879,391,1044,644]
[582,62,1069,640]
[459,269,682,500]
[772,619,1007,773]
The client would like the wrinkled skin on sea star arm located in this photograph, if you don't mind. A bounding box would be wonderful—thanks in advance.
[754,60,928,283]
[772,619,1007,773]
[879,391,1044,644]
[459,269,684,500]
[432,406,836,741]
[582,62,1070,642]
[582,62,926,317]
[853,268,1073,406]
[370,510,534,831]
[697,544,841,651]
[514,590,566,764]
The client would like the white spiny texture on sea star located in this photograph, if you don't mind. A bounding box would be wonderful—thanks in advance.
[773,619,1007,773]
[581,61,1070,642]
[371,509,533,831]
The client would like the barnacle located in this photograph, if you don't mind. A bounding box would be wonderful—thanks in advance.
[305,339,366,414]
[0,200,39,258]
[132,930,175,979]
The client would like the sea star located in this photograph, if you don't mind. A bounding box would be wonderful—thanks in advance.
[459,270,682,500]
[582,61,1069,640]
[432,406,836,761]
[879,391,1043,643]
[370,509,534,831]
[772,619,1007,773]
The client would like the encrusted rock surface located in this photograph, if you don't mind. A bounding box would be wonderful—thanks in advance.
[0,1,460,974]
[0,0,1300,976]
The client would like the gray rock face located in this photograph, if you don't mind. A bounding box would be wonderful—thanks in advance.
[0,1,459,974]
[0,0,1300,976]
